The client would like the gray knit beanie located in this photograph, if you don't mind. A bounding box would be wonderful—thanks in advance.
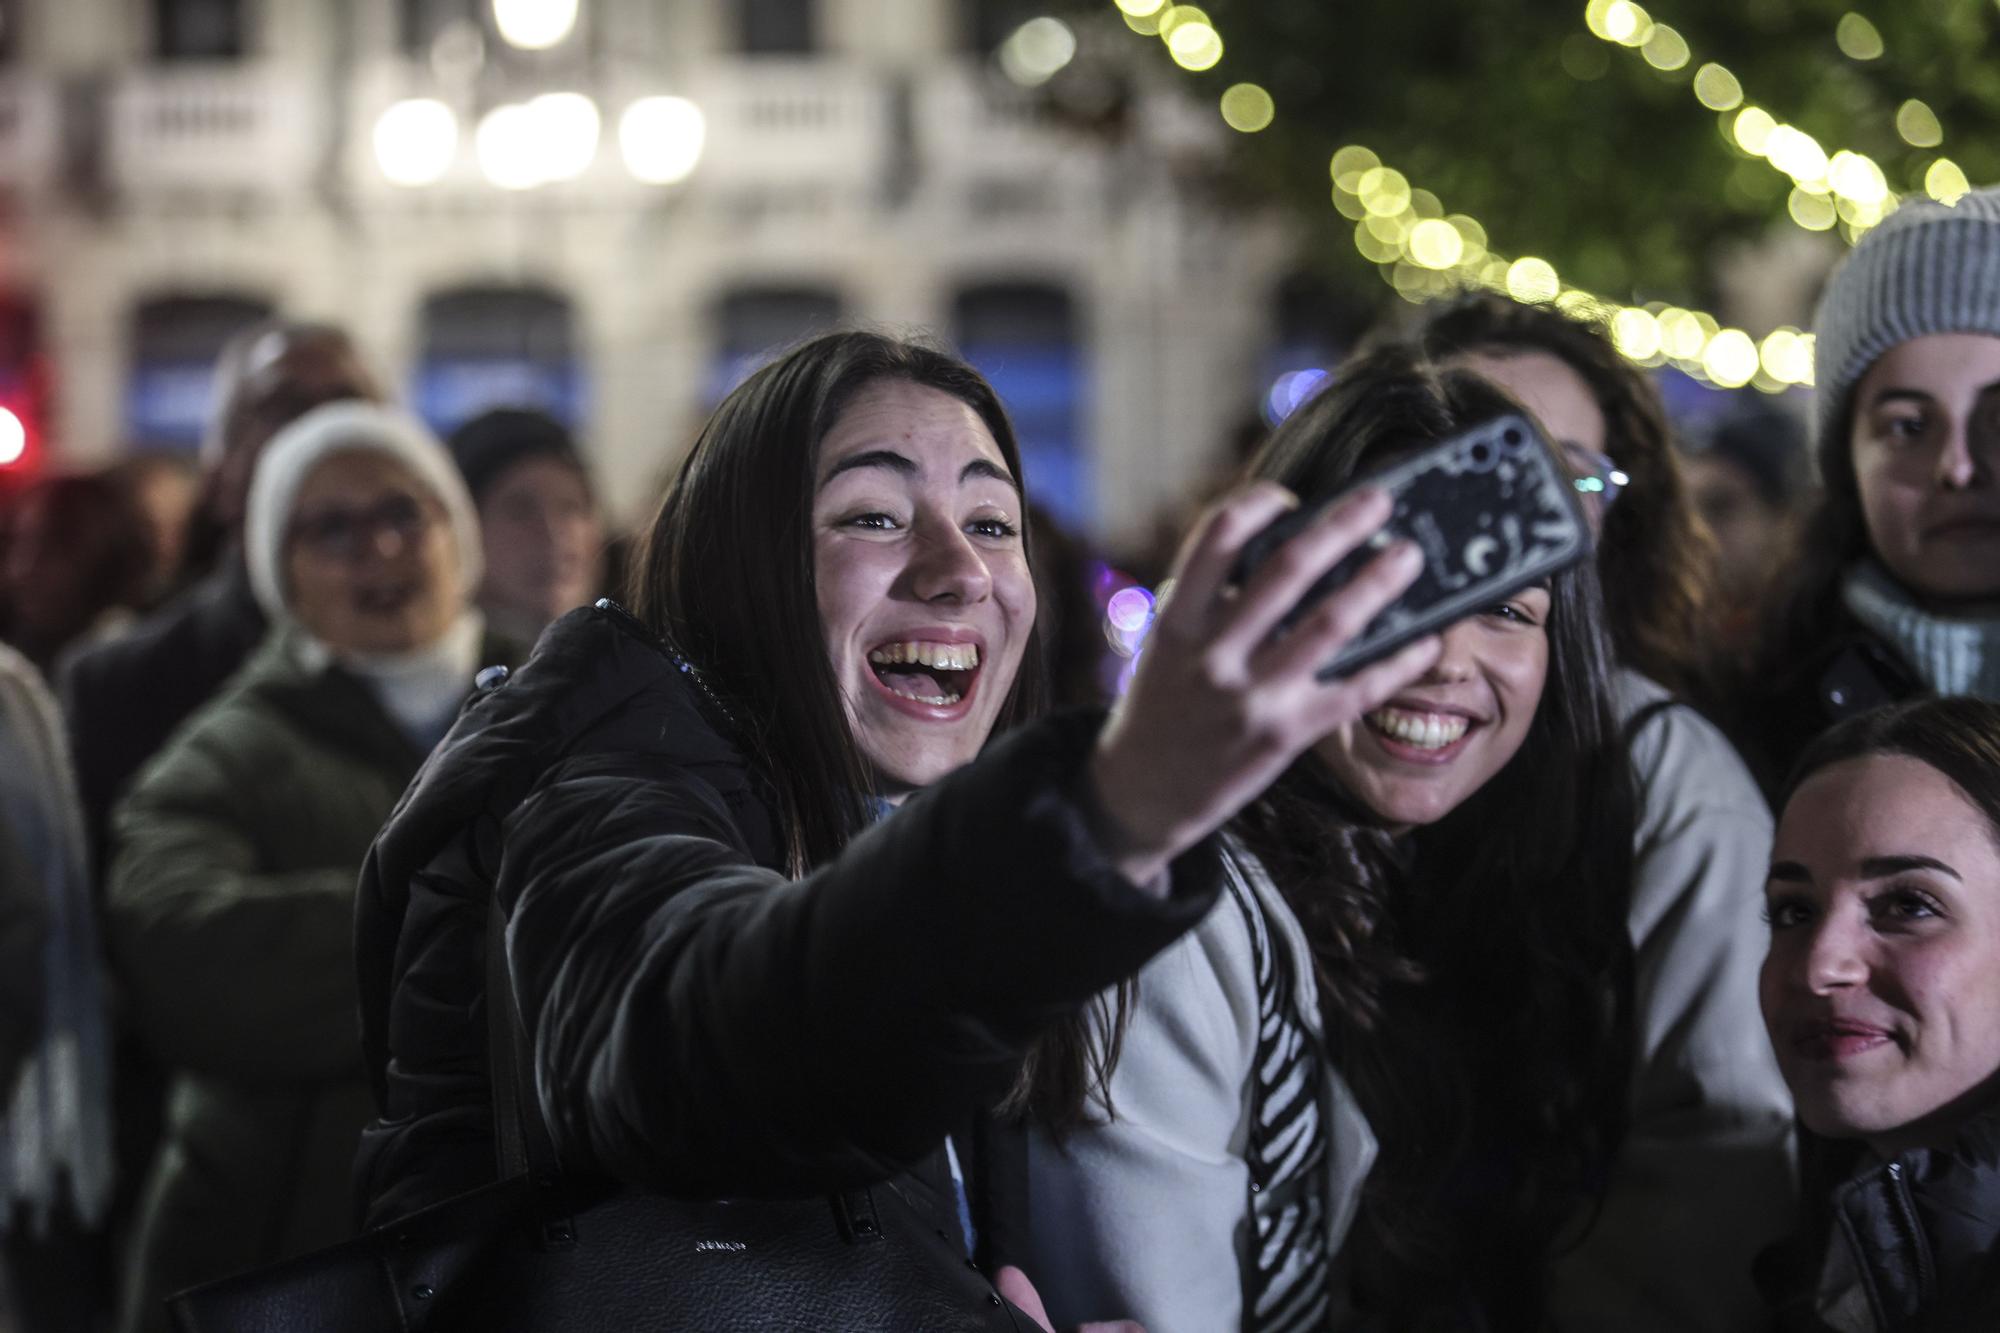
[1811,184,2000,480]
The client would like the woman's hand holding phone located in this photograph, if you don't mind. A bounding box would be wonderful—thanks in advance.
[1087,483,1442,890]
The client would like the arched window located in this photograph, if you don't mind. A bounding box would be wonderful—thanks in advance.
[952,283,1086,529]
[126,294,272,450]
[414,286,579,436]
[708,286,842,404]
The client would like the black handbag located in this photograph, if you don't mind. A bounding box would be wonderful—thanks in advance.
[167,898,1032,1332]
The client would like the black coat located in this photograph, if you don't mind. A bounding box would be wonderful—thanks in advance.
[1733,615,1924,800]
[1760,1110,2000,1331]
[59,558,268,863]
[353,602,1220,1246]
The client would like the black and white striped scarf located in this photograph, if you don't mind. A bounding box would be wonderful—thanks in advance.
[1225,852,1333,1332]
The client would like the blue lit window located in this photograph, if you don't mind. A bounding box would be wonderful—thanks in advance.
[126,294,272,451]
[414,287,579,437]
[953,283,1086,531]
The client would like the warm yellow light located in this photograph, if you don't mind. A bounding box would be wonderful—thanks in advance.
[1764,125,1828,184]
[525,91,600,182]
[1760,329,1812,384]
[1000,17,1077,87]
[1897,99,1944,149]
[1835,12,1884,60]
[1732,106,1775,155]
[1692,62,1743,110]
[1331,185,1367,219]
[1329,145,1380,191]
[1611,308,1663,360]
[1122,8,1163,34]
[1642,24,1690,70]
[1364,211,1413,243]
[1926,157,1971,205]
[1406,188,1442,220]
[475,103,543,190]
[1702,330,1759,387]
[1407,219,1465,270]
[1166,20,1223,70]
[1583,0,1620,41]
[1448,214,1488,252]
[1219,83,1274,132]
[1787,187,1838,231]
[1603,1,1652,46]
[1357,166,1412,216]
[1115,0,1167,14]
[1659,308,1705,360]
[492,0,578,51]
[1505,257,1560,304]
[373,98,457,186]
[619,96,705,185]
[1353,221,1400,264]
[1827,151,1888,205]
[1836,192,1889,228]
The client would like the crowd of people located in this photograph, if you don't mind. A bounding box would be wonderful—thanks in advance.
[0,182,1993,1333]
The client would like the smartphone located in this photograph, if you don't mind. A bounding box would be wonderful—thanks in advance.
[1231,412,1593,679]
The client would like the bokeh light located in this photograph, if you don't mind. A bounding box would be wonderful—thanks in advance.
[1787,187,1837,230]
[1263,368,1329,423]
[1641,24,1689,70]
[1834,12,1884,60]
[1407,218,1464,270]
[620,96,705,184]
[373,98,457,186]
[1505,257,1559,304]
[1219,83,1274,132]
[492,0,578,51]
[0,408,23,466]
[1897,100,1944,148]
[999,17,1076,87]
[1701,329,1759,388]
[1106,586,1156,635]
[1926,158,1971,205]
[1692,63,1742,111]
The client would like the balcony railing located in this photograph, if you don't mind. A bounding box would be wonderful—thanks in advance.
[108,65,319,195]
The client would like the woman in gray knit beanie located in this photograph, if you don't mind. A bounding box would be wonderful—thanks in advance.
[1737,183,2000,792]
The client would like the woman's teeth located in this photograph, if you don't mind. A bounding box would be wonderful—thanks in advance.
[868,641,980,670]
[1367,708,1470,750]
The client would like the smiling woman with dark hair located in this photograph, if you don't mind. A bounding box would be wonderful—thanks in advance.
[351,329,1445,1329]
[1757,696,2000,1330]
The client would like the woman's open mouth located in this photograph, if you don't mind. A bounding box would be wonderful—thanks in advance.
[867,640,982,710]
[353,582,418,616]
[1364,705,1479,762]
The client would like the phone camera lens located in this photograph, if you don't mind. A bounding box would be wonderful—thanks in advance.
[1469,441,1495,470]
[1501,428,1524,450]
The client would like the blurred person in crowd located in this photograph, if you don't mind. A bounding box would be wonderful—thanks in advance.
[448,407,607,646]
[0,640,114,1333]
[61,319,381,858]
[2,473,149,675]
[1023,348,1638,1333]
[1756,697,2000,1329]
[1742,186,2000,794]
[351,331,1438,1329]
[106,403,508,1333]
[108,454,200,610]
[1417,293,1797,1332]
[1027,501,1114,708]
[1683,404,1809,607]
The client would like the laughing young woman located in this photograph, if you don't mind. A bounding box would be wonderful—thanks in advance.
[350,331,1443,1330]
[1021,347,1638,1333]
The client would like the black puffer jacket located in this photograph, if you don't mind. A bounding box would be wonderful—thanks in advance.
[354,602,1220,1238]
[1760,1110,2000,1331]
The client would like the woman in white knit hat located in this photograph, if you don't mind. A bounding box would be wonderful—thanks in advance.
[102,401,517,1333]
[1740,183,2000,792]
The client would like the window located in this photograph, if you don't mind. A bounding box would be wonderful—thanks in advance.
[415,287,579,436]
[126,295,272,450]
[740,0,814,54]
[153,0,246,60]
[709,287,842,403]
[953,283,1087,530]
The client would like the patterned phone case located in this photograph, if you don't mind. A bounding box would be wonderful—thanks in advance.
[1233,412,1593,679]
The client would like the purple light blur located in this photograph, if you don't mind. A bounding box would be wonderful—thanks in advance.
[1106,585,1155,634]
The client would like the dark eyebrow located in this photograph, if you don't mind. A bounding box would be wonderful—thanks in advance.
[1768,861,1811,883]
[1860,854,1961,882]
[1864,388,1937,411]
[819,450,1020,495]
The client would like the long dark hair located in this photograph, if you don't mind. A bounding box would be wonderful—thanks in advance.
[628,330,1048,874]
[1415,290,1723,708]
[1239,345,1638,1326]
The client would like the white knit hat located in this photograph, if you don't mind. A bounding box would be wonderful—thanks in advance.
[243,401,484,620]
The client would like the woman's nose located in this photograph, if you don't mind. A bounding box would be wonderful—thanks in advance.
[1421,620,1479,683]
[907,520,992,605]
[1936,420,1984,491]
[1802,914,1870,993]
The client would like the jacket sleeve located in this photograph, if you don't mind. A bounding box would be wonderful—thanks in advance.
[1548,704,1797,1333]
[503,711,1221,1199]
[0,807,48,1094]
[107,720,362,1083]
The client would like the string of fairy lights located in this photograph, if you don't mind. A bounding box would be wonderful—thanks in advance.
[1106,0,1812,393]
[1577,0,1973,244]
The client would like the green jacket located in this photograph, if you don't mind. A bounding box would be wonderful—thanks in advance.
[106,623,507,1333]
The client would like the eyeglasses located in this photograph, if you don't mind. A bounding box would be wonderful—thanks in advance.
[289,493,436,561]
[1567,447,1630,508]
